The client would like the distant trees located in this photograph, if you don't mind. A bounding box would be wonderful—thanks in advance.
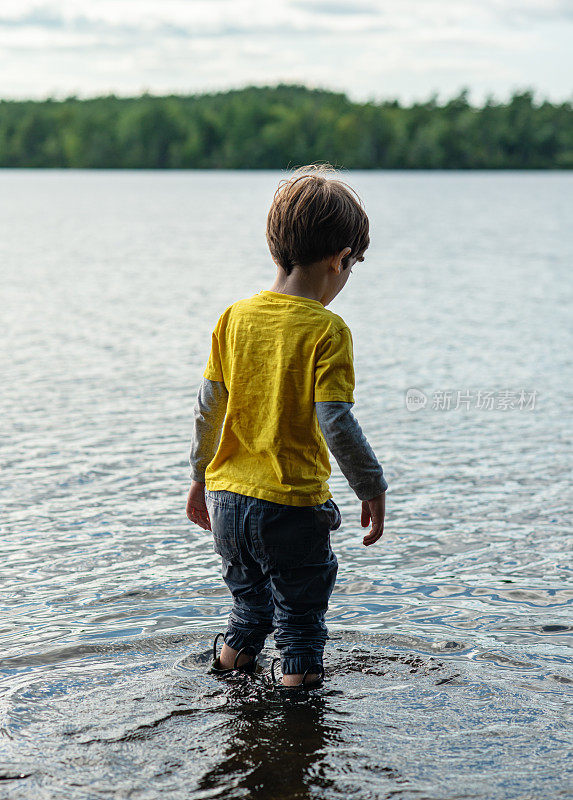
[0,85,571,169]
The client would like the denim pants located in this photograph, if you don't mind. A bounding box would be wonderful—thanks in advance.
[205,489,341,675]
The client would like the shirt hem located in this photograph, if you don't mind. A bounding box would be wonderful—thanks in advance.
[314,394,355,403]
[204,479,332,507]
[203,367,223,382]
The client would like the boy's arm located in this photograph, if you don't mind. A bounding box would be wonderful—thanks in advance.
[315,401,388,501]
[189,377,228,483]
[314,325,387,546]
[187,377,228,530]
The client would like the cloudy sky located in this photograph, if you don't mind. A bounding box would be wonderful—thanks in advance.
[0,0,571,103]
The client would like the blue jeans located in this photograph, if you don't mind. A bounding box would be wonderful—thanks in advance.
[205,489,341,675]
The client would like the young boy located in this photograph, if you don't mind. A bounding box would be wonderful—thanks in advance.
[186,165,388,688]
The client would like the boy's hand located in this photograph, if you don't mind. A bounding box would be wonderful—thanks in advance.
[361,492,385,546]
[186,480,211,531]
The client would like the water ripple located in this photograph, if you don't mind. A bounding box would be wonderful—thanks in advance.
[1,170,572,799]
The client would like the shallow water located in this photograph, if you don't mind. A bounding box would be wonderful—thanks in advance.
[1,170,572,799]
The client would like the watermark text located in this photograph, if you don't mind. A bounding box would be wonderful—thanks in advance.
[405,388,538,412]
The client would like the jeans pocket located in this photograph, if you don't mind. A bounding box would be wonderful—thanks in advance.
[313,499,342,533]
[255,505,321,570]
[213,532,240,563]
[206,494,240,563]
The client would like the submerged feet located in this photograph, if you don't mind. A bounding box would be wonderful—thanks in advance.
[269,658,325,689]
[209,633,258,675]
[208,635,325,688]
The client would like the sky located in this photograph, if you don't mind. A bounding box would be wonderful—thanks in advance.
[0,0,571,104]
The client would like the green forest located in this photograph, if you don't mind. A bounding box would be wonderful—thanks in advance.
[0,84,571,169]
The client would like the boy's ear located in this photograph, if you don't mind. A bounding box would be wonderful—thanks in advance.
[326,247,351,273]
[334,247,352,271]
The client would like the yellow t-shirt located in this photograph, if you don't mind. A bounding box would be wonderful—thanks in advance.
[202,289,356,506]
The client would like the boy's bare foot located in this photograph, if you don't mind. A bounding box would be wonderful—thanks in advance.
[268,659,324,687]
[282,673,320,686]
[219,642,254,670]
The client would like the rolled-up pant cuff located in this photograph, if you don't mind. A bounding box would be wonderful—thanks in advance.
[224,626,271,656]
[280,654,324,675]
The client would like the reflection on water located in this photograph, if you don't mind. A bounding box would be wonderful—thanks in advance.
[1,633,570,799]
[194,687,339,799]
[1,170,572,799]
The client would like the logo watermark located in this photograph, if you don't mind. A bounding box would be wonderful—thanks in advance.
[405,388,538,412]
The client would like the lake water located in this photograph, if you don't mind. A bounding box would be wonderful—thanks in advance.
[1,170,572,800]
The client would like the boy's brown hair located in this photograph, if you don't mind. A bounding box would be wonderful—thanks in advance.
[266,164,370,274]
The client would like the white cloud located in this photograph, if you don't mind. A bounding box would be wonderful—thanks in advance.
[0,0,571,102]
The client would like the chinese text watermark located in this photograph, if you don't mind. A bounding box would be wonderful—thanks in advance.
[405,388,538,412]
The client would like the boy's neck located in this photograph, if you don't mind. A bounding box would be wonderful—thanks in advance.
[268,264,330,307]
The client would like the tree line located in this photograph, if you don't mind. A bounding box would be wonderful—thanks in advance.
[0,84,571,169]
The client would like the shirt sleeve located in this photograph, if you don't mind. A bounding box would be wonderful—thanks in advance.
[189,378,228,482]
[314,326,356,403]
[315,401,388,500]
[203,317,225,383]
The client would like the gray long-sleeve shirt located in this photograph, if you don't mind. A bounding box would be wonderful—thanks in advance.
[189,377,387,502]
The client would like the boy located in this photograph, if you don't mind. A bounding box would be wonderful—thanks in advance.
[186,165,387,688]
